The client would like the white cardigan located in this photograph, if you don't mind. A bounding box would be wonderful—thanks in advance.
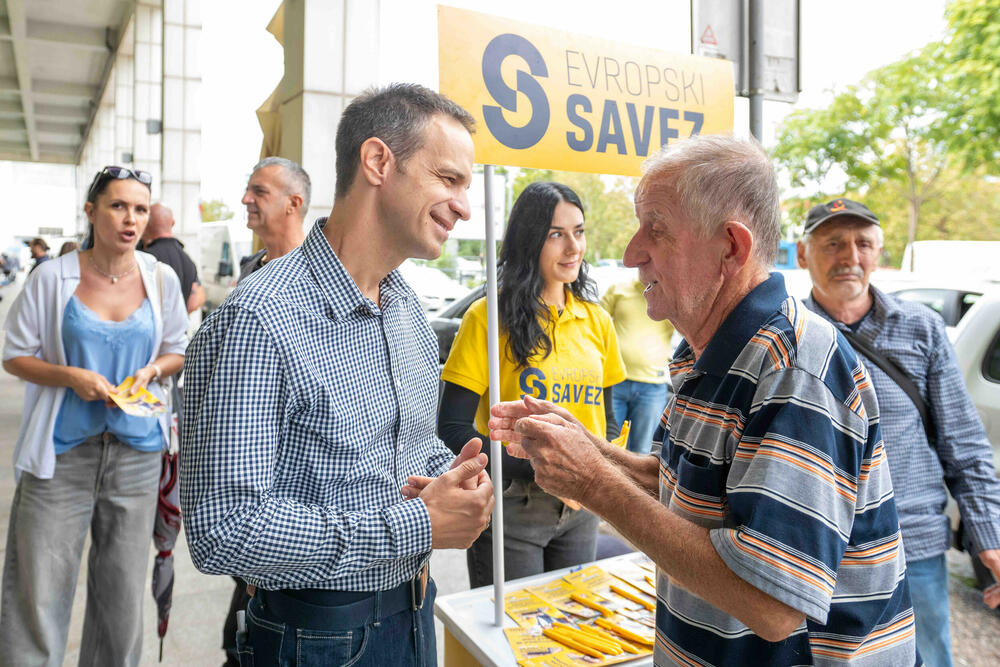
[3,250,189,480]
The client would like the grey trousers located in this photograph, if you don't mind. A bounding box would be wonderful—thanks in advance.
[0,433,160,667]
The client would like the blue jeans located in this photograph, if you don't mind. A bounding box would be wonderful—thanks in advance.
[611,379,670,455]
[467,479,598,588]
[236,581,438,667]
[0,433,160,667]
[907,554,952,667]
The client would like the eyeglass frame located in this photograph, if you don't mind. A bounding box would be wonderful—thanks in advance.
[86,166,153,203]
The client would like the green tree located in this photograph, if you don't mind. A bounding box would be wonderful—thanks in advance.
[939,0,1000,172]
[775,49,957,250]
[510,169,638,263]
[200,199,234,222]
[772,45,1000,262]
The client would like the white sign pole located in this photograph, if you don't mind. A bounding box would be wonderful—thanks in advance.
[483,164,505,626]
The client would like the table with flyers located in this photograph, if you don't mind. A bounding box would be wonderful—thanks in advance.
[435,552,657,667]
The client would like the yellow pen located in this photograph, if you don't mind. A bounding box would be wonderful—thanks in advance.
[552,623,622,655]
[569,591,615,616]
[594,617,655,647]
[609,583,656,611]
[578,623,640,654]
[542,628,604,659]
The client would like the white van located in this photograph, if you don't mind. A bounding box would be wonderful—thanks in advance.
[198,221,254,313]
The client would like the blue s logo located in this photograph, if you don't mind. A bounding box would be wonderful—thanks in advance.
[481,33,550,150]
[519,367,547,400]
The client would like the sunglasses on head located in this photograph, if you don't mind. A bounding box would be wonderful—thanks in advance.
[87,166,153,200]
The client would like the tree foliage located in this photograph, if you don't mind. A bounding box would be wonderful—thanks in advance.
[940,0,1000,172]
[773,5,1000,265]
[510,169,638,263]
[200,199,234,222]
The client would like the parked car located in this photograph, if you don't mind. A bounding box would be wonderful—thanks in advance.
[945,288,1000,589]
[398,261,470,316]
[952,288,1000,456]
[198,221,254,313]
[429,284,485,363]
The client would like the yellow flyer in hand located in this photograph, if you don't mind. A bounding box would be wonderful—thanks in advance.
[110,377,167,418]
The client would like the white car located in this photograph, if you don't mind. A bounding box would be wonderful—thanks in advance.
[948,288,1000,588]
[397,261,470,316]
[952,288,1000,451]
[198,221,254,313]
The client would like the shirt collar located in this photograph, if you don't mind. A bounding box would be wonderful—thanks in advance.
[301,217,411,319]
[547,288,588,322]
[694,272,789,377]
[803,283,892,335]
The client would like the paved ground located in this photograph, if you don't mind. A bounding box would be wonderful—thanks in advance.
[0,273,996,665]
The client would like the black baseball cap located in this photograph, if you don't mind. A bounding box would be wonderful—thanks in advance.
[803,199,881,235]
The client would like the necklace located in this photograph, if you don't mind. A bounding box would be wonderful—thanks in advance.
[88,253,137,284]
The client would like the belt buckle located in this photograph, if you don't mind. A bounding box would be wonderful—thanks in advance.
[410,564,429,611]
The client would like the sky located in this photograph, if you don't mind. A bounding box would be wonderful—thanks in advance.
[0,0,951,241]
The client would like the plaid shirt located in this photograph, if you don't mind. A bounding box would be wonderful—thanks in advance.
[180,219,454,591]
[805,286,1000,561]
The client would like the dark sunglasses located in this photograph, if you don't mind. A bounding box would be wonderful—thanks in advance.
[87,166,153,200]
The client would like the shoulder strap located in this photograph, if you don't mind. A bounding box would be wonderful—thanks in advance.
[840,328,935,439]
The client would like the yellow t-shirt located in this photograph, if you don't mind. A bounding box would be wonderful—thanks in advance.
[600,279,674,384]
[441,290,627,439]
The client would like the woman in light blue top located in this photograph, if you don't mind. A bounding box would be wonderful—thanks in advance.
[0,167,188,667]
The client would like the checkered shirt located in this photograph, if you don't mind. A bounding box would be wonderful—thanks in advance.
[806,286,1000,561]
[180,218,454,591]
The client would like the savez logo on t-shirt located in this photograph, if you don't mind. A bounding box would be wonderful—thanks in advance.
[519,367,603,405]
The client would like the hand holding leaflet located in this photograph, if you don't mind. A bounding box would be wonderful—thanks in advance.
[109,377,167,417]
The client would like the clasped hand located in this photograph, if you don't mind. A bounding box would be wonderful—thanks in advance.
[400,439,495,550]
[487,395,606,503]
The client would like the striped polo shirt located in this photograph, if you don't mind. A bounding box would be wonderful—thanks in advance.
[654,273,917,666]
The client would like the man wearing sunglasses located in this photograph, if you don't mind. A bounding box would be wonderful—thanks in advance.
[180,84,494,665]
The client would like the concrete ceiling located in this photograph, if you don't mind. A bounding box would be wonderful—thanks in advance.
[0,0,133,164]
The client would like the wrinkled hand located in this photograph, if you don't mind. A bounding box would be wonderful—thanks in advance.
[977,549,1000,609]
[415,452,494,549]
[69,367,115,402]
[489,395,584,458]
[130,365,158,394]
[510,411,607,503]
[401,438,485,497]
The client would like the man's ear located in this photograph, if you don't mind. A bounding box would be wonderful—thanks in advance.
[720,220,753,276]
[287,193,304,215]
[796,241,807,269]
[358,137,394,187]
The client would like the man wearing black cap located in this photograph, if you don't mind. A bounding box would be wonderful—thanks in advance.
[798,198,1000,667]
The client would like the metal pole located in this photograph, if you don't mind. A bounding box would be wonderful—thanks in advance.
[748,0,764,140]
[483,164,505,626]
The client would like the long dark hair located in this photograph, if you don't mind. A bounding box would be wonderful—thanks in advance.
[498,181,595,368]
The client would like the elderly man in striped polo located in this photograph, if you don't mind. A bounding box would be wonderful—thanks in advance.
[491,134,920,666]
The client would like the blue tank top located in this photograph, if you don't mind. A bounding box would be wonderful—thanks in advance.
[53,295,160,454]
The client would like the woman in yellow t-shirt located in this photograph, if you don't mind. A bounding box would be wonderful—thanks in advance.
[439,181,626,588]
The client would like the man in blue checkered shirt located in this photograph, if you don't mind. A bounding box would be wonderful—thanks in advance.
[180,84,495,666]
[798,198,1000,667]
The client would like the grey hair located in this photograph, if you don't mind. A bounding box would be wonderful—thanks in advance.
[252,156,311,217]
[637,134,781,268]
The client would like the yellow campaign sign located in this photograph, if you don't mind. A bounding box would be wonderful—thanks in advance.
[438,6,734,177]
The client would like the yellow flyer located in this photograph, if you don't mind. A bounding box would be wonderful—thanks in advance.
[526,579,601,620]
[607,562,658,599]
[503,627,563,663]
[110,377,167,417]
[505,589,568,630]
